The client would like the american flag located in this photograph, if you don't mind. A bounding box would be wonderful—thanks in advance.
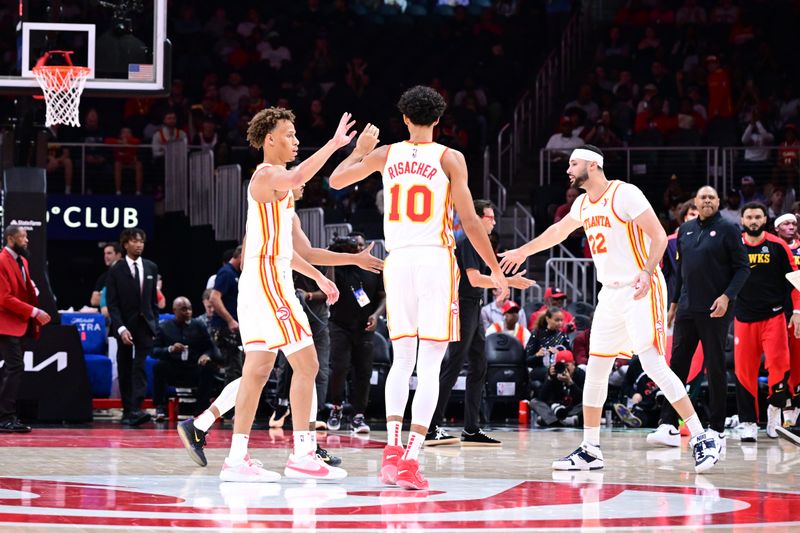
[128,64,153,81]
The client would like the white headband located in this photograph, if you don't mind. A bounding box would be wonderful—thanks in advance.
[775,213,797,229]
[570,148,604,168]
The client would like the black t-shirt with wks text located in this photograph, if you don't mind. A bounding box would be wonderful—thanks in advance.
[735,232,798,323]
[457,237,486,300]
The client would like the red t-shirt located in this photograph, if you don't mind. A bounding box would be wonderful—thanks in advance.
[707,68,734,119]
[105,136,141,165]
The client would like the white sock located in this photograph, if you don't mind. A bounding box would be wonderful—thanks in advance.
[227,433,249,464]
[194,410,217,433]
[195,378,241,432]
[684,414,704,437]
[583,426,600,446]
[293,431,316,456]
[387,421,403,447]
[402,431,425,461]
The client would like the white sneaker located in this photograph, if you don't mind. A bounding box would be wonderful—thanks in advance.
[646,424,680,447]
[783,407,800,427]
[552,442,604,471]
[690,432,721,473]
[219,456,281,482]
[284,451,348,480]
[740,422,758,443]
[706,428,726,457]
[767,405,781,438]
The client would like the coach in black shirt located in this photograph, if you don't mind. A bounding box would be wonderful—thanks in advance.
[427,200,534,446]
[655,186,749,440]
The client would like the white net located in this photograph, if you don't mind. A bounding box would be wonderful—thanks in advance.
[32,66,91,127]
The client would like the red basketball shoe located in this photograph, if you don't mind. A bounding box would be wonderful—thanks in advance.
[396,458,429,490]
[379,445,404,485]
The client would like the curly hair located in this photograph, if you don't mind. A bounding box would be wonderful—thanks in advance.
[397,85,447,126]
[246,107,296,149]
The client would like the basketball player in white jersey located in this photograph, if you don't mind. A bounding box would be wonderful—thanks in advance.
[177,191,383,468]
[218,107,355,482]
[500,145,722,473]
[330,86,508,490]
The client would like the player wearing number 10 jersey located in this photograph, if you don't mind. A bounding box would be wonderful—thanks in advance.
[499,144,722,474]
[330,86,507,490]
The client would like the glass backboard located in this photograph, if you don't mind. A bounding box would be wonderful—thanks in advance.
[0,0,169,95]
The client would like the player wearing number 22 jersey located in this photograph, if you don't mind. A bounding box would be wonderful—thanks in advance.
[500,144,721,475]
[330,86,507,490]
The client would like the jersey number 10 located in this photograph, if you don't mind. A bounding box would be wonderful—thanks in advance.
[388,184,434,223]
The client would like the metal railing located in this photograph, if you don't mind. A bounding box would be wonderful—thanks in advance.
[532,6,593,144]
[544,257,597,305]
[165,139,188,214]
[325,223,353,244]
[241,180,250,237]
[496,123,514,188]
[214,164,243,242]
[539,146,722,192]
[367,239,387,260]
[721,146,800,200]
[188,150,214,226]
[510,201,535,249]
[296,208,325,248]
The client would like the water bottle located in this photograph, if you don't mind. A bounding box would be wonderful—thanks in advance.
[605,408,613,428]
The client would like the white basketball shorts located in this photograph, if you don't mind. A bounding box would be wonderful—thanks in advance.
[238,257,312,355]
[589,269,668,358]
[383,246,460,342]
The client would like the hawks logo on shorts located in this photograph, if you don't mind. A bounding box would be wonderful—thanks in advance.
[238,165,311,352]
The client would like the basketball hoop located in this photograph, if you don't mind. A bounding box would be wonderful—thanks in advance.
[32,51,91,127]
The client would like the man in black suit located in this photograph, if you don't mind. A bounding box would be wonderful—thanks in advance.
[106,228,159,426]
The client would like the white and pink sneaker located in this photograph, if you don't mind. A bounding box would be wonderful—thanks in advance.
[284,451,348,480]
[219,455,281,483]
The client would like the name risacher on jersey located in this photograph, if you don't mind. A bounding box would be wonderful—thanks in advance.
[385,160,439,180]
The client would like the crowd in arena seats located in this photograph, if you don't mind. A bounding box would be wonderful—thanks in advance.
[544,0,800,227]
[9,1,553,206]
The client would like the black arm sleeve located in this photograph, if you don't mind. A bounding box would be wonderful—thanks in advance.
[671,229,683,305]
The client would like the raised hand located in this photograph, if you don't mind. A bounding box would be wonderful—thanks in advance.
[331,112,357,149]
[355,123,380,155]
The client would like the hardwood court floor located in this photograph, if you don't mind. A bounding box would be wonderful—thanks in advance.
[0,422,798,532]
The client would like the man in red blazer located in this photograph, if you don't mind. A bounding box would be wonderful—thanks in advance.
[0,225,51,432]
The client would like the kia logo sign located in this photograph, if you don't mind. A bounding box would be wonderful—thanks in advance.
[47,194,154,241]
[0,351,67,373]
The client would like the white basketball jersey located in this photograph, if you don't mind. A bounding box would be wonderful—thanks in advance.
[569,180,655,287]
[382,141,455,251]
[242,163,295,270]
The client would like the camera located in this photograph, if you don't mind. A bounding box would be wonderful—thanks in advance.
[554,362,566,374]
[551,403,568,420]
[328,236,359,254]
